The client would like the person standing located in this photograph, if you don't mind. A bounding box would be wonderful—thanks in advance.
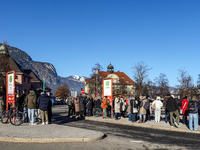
[66,96,73,117]
[114,95,121,120]
[181,96,189,125]
[102,96,108,118]
[166,95,179,128]
[86,96,93,116]
[120,97,126,118]
[0,95,5,117]
[127,97,138,122]
[152,96,163,122]
[79,94,85,117]
[138,95,148,123]
[187,96,199,131]
[37,92,50,125]
[163,95,170,123]
[74,96,80,118]
[25,91,37,125]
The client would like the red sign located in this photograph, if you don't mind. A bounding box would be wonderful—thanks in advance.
[81,90,85,94]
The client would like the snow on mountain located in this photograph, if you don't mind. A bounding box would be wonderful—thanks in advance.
[70,75,85,82]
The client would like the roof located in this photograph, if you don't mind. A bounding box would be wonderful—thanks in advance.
[8,57,32,78]
[24,69,42,83]
[85,71,135,84]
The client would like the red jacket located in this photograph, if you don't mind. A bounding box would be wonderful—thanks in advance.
[181,98,189,114]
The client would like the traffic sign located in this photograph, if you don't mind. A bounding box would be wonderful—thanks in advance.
[81,90,85,94]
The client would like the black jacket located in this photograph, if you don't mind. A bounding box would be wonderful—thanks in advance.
[166,96,178,112]
[86,98,93,110]
[187,99,200,114]
[37,94,50,111]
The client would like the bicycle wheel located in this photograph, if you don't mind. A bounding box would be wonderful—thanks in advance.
[10,111,24,126]
[1,110,9,124]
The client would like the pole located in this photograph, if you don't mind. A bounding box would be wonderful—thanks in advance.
[43,77,45,92]
[96,74,98,96]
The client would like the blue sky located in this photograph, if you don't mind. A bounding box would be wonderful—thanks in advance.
[1,0,200,87]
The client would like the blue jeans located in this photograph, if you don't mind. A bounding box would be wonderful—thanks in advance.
[128,114,132,121]
[115,113,120,119]
[28,109,35,124]
[165,109,168,121]
[131,113,137,122]
[189,113,198,131]
[87,109,91,115]
[139,113,146,119]
[23,107,28,122]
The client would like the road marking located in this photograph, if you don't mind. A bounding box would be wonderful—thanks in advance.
[130,140,143,143]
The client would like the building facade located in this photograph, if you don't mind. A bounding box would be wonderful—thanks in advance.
[85,63,136,98]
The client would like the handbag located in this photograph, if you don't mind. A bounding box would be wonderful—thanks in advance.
[152,103,156,110]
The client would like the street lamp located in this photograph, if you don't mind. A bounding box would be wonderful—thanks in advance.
[95,68,99,97]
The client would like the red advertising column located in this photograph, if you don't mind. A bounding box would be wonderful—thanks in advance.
[6,71,15,110]
[103,78,113,118]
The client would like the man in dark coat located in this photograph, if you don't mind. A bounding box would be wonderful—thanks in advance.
[79,94,85,117]
[37,92,50,125]
[86,96,93,116]
[166,95,179,128]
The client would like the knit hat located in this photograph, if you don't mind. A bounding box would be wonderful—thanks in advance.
[192,96,197,99]
[156,96,161,100]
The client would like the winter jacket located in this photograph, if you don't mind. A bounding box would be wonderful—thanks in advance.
[114,97,121,113]
[181,98,189,115]
[187,99,200,114]
[74,98,80,112]
[0,97,5,112]
[37,94,50,111]
[166,96,178,112]
[163,96,170,109]
[120,98,126,112]
[102,98,108,109]
[152,100,163,109]
[66,97,73,106]
[86,98,93,110]
[79,96,85,111]
[127,98,138,114]
[95,99,101,108]
[25,93,37,109]
[139,99,148,115]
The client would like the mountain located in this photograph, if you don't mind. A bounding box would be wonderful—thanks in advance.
[0,43,85,94]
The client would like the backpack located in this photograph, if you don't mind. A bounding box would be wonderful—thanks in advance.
[188,101,198,113]
[144,101,150,110]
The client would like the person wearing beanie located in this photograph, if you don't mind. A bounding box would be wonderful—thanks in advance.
[187,96,200,131]
[166,95,179,128]
[25,91,37,125]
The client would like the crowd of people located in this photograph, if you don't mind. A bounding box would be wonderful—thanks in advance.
[0,91,52,125]
[66,94,200,131]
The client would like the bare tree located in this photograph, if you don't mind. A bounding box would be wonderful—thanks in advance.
[132,61,152,96]
[87,63,105,97]
[154,73,170,98]
[176,68,194,98]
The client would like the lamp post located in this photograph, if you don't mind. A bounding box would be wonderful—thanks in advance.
[95,68,99,97]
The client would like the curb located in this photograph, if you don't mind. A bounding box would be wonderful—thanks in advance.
[85,117,200,134]
[0,133,105,143]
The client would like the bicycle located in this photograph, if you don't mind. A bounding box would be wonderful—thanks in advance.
[1,106,24,126]
[93,107,102,117]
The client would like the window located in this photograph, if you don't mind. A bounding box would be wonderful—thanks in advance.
[24,77,26,82]
[15,76,18,79]
[28,78,29,84]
